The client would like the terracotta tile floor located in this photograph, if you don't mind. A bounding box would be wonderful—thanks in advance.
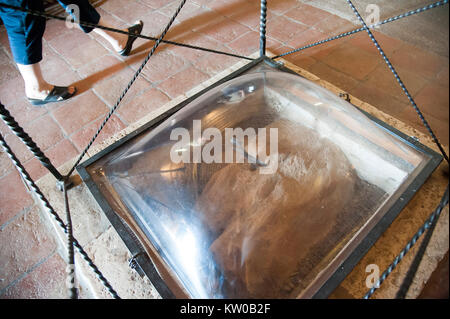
[0,0,448,298]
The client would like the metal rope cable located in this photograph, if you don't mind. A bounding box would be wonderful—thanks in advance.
[0,0,448,300]
[0,132,120,299]
[345,0,448,163]
[0,0,186,299]
[63,182,77,299]
[65,0,187,178]
[0,102,76,297]
[0,2,253,61]
[395,206,441,299]
[0,104,64,181]
[345,0,450,298]
[364,185,449,299]
[273,0,449,59]
[259,0,267,57]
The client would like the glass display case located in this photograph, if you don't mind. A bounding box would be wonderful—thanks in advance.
[78,58,441,299]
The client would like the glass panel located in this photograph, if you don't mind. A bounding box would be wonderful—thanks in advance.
[87,67,430,298]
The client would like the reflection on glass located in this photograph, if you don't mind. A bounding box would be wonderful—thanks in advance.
[90,69,430,298]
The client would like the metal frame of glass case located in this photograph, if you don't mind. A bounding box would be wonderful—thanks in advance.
[77,57,442,299]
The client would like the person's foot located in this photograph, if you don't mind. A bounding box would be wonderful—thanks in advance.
[26,84,77,106]
[111,32,129,52]
[117,21,144,56]
[26,83,76,100]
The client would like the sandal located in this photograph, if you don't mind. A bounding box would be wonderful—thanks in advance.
[117,20,144,56]
[27,86,77,106]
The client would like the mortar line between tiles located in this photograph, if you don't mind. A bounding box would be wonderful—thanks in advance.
[225,29,254,47]
[349,80,417,110]
[1,112,57,158]
[91,86,120,109]
[126,58,167,85]
[291,56,418,112]
[77,51,120,73]
[414,80,447,101]
[102,4,157,30]
[135,0,154,11]
[0,204,34,231]
[135,61,195,93]
[156,1,207,19]
[112,112,130,128]
[142,0,178,12]
[395,41,449,66]
[85,83,170,131]
[139,72,157,86]
[316,46,380,79]
[0,165,14,180]
[357,59,433,101]
[86,225,113,252]
[90,81,149,112]
[68,106,113,135]
[224,12,260,31]
[68,225,114,299]
[92,36,184,82]
[89,33,124,57]
[156,65,208,99]
[18,138,78,182]
[432,68,449,84]
[46,110,71,140]
[66,104,130,151]
[128,48,195,82]
[23,114,64,151]
[109,82,169,112]
[0,248,58,297]
[44,39,80,76]
[274,13,318,30]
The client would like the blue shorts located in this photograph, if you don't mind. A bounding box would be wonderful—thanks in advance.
[0,0,100,65]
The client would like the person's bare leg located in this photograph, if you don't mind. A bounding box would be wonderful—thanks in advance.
[92,18,131,52]
[17,62,75,100]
